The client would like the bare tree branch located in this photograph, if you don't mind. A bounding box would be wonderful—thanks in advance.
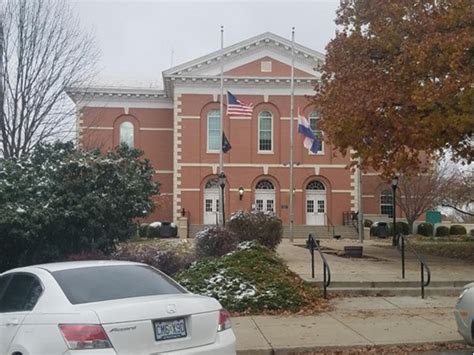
[0,0,98,158]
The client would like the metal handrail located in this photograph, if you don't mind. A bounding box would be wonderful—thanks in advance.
[324,213,336,238]
[400,234,431,299]
[306,233,331,299]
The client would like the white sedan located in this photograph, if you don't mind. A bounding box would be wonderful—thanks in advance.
[455,282,474,345]
[0,260,236,355]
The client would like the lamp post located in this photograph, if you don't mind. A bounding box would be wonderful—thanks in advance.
[219,171,227,226]
[391,176,398,246]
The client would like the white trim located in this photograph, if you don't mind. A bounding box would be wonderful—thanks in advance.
[332,190,352,193]
[258,110,273,154]
[163,32,324,77]
[229,116,252,120]
[180,163,348,168]
[84,126,113,130]
[179,115,200,120]
[140,127,173,131]
[363,194,376,198]
[173,94,182,222]
[281,189,303,193]
[155,170,173,174]
[180,188,201,192]
[159,193,174,196]
[174,86,316,96]
[229,188,250,192]
[72,98,173,110]
[363,172,382,176]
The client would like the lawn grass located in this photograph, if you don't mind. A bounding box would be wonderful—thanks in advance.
[174,242,328,315]
[409,234,474,261]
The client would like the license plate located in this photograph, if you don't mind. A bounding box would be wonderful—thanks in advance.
[154,318,187,341]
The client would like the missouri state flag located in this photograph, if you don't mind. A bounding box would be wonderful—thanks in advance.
[298,111,321,154]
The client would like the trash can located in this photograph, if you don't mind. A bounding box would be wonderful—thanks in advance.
[370,222,389,238]
[160,221,178,238]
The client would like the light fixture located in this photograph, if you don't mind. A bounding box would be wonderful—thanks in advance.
[238,186,244,200]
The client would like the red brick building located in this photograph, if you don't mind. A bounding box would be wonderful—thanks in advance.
[68,32,398,235]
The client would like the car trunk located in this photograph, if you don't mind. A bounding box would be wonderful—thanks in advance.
[82,294,221,354]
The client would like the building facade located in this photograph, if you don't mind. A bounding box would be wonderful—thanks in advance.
[68,32,397,233]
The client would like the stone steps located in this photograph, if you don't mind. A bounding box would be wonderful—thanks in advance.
[305,279,471,297]
[189,224,360,239]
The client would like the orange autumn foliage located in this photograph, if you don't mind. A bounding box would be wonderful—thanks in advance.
[313,0,473,177]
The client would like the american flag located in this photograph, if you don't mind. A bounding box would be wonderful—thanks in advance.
[226,91,253,117]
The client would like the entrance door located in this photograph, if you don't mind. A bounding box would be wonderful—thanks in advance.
[254,180,275,213]
[203,179,220,225]
[306,180,326,225]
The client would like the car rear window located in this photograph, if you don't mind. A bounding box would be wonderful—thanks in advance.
[52,265,185,305]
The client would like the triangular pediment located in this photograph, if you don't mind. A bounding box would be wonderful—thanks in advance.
[163,32,324,79]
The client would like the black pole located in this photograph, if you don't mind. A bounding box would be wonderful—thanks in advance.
[221,185,226,226]
[323,265,327,299]
[392,184,397,246]
[401,235,405,279]
[421,263,425,299]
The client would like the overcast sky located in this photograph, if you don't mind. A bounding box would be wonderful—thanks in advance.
[73,0,340,88]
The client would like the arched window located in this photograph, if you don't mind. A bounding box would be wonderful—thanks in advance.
[309,111,323,152]
[306,180,325,190]
[120,121,134,148]
[380,189,393,217]
[256,180,275,190]
[205,178,219,189]
[207,110,221,151]
[258,111,272,152]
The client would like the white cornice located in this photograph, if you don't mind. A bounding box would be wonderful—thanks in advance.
[163,32,324,77]
[66,86,172,109]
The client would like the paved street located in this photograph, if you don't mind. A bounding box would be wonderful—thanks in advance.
[233,296,469,354]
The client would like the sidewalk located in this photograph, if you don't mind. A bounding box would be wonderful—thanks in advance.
[278,239,474,283]
[233,296,467,354]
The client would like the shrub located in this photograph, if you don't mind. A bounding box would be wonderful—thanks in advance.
[114,240,195,276]
[396,222,409,235]
[175,243,322,314]
[369,222,390,237]
[139,223,149,238]
[0,142,159,272]
[147,222,161,238]
[450,225,467,235]
[195,226,239,258]
[67,250,109,261]
[417,223,434,237]
[435,225,450,237]
[226,210,283,250]
[364,219,373,228]
[471,229,474,237]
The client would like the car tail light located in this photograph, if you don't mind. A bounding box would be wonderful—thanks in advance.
[59,324,112,350]
[217,308,232,332]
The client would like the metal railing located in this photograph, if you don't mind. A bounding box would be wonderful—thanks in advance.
[306,233,331,299]
[324,213,336,238]
[399,234,431,298]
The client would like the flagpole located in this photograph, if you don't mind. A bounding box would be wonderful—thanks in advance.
[219,25,225,226]
[289,27,295,243]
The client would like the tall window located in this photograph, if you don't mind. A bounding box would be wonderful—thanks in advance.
[120,121,134,148]
[207,110,221,151]
[258,111,272,152]
[309,111,323,152]
[380,190,393,217]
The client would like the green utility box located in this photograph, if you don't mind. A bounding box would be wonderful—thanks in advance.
[426,210,441,224]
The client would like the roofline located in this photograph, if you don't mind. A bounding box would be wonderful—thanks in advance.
[163,31,325,77]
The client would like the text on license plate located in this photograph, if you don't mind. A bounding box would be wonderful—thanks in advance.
[154,318,187,341]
